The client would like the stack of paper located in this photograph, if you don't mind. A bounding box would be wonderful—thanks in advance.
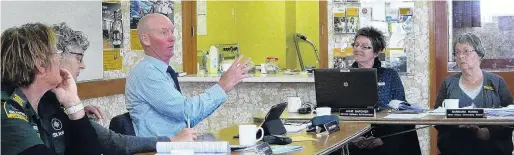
[284,124,310,133]
[156,142,230,154]
[486,109,514,118]
[271,145,304,154]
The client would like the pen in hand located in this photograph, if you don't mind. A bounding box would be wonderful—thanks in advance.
[186,113,191,128]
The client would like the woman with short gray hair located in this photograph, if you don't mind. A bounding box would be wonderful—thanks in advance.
[434,33,513,155]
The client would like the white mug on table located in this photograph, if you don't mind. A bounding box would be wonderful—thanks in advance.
[287,97,302,113]
[238,124,264,146]
[442,99,460,109]
[312,107,331,116]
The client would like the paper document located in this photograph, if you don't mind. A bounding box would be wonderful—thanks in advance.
[384,113,428,119]
[271,145,304,154]
[156,142,230,153]
[290,135,316,142]
[284,124,310,133]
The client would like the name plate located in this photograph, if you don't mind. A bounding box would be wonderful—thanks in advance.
[446,109,485,118]
[255,142,273,155]
[322,120,340,134]
[339,108,375,117]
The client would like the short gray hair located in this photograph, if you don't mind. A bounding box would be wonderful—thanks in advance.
[52,22,90,53]
[453,33,485,58]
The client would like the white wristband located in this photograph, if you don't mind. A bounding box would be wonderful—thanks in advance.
[66,103,84,115]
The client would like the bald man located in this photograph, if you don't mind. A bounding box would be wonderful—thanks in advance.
[125,14,250,137]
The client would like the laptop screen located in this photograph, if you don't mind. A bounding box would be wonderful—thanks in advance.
[314,68,378,111]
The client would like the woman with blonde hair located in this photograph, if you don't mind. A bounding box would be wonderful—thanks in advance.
[1,23,101,155]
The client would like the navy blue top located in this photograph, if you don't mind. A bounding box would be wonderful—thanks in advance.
[376,68,406,108]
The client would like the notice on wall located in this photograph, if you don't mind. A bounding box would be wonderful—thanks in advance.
[197,0,207,35]
[198,14,207,35]
[130,30,143,50]
[103,49,123,71]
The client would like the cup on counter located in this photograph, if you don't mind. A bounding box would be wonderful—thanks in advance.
[287,97,302,113]
[238,124,264,146]
[312,107,331,116]
[442,99,459,109]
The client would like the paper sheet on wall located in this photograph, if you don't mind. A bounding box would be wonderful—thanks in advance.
[369,0,386,21]
[197,0,206,15]
[371,21,389,36]
[130,30,143,50]
[197,14,207,35]
[103,49,122,71]
[389,23,405,48]
[359,7,372,28]
[333,8,347,34]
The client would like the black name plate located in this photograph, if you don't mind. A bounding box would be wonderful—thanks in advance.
[339,108,375,117]
[255,142,273,155]
[322,120,340,134]
[446,109,485,118]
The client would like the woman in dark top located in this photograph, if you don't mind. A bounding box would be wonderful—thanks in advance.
[1,23,101,155]
[348,27,421,155]
[434,33,513,155]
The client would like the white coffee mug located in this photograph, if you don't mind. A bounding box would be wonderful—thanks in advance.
[312,107,331,116]
[287,97,302,113]
[443,99,460,109]
[238,124,264,146]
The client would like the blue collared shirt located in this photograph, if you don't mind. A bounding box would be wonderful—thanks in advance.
[125,56,228,137]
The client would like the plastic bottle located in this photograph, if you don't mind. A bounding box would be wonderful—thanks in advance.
[208,46,219,74]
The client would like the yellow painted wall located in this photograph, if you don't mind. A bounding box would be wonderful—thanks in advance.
[196,1,237,52]
[295,1,319,69]
[285,1,297,69]
[196,1,319,70]
[235,1,286,68]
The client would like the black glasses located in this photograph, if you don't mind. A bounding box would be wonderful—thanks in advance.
[453,50,475,56]
[68,52,84,63]
[351,43,373,50]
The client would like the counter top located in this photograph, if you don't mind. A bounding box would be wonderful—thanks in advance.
[178,73,314,83]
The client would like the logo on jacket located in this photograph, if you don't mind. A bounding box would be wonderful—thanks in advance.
[51,118,62,130]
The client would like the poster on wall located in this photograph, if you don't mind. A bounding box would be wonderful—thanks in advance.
[1,1,103,82]
[103,49,123,71]
[333,8,347,34]
[130,0,174,29]
[359,7,372,28]
[386,48,407,73]
[346,8,359,33]
[130,0,174,50]
[103,2,123,49]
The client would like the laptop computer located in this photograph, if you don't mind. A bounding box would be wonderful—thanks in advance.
[314,68,378,112]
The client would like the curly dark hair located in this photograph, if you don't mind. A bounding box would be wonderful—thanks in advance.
[351,27,387,68]
[52,22,90,53]
[354,27,387,54]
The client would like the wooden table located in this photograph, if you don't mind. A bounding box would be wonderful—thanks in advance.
[253,111,514,125]
[137,122,371,155]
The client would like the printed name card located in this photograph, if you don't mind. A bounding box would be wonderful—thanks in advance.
[322,120,340,134]
[339,108,375,117]
[446,109,485,118]
[255,142,273,155]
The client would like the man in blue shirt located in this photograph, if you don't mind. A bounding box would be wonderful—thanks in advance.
[126,13,250,137]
